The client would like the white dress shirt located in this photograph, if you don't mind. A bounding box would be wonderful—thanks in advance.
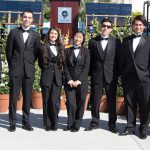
[133,35,142,52]
[73,45,80,57]
[100,36,109,51]
[50,42,57,56]
[22,26,30,43]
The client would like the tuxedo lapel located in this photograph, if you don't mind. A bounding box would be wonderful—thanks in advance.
[68,48,75,67]
[96,39,105,60]
[128,38,134,58]
[47,43,53,57]
[26,31,33,49]
[134,36,146,57]
[106,37,113,54]
[18,29,25,49]
[74,49,82,69]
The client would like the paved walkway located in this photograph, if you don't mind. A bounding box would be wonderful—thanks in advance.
[0,109,150,150]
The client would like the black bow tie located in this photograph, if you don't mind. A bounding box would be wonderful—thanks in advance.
[74,46,81,50]
[100,37,109,40]
[50,43,56,46]
[22,28,30,33]
[133,34,142,38]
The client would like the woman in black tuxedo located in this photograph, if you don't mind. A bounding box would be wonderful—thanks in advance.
[63,32,90,132]
[39,27,64,131]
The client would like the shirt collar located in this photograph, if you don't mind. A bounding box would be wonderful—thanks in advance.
[22,25,31,31]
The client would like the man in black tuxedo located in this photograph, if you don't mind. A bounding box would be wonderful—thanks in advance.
[119,15,150,139]
[85,18,121,133]
[6,10,41,132]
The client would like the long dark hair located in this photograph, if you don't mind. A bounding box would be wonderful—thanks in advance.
[42,27,65,69]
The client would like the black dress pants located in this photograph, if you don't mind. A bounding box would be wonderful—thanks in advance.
[9,74,34,125]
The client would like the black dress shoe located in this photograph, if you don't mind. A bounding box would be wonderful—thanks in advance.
[109,124,118,133]
[8,125,16,132]
[22,124,33,131]
[71,127,80,132]
[84,125,98,131]
[45,126,51,131]
[50,127,57,131]
[63,126,73,131]
[139,132,147,139]
[119,129,135,136]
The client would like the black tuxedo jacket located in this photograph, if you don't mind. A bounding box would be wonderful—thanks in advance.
[64,46,90,84]
[39,43,63,87]
[89,35,121,84]
[120,34,150,91]
[6,27,41,78]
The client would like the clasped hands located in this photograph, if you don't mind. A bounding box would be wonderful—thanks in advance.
[68,80,81,88]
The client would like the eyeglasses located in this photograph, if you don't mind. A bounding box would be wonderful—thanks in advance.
[101,24,112,29]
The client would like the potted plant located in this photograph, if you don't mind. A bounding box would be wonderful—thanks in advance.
[32,61,43,109]
[0,65,9,112]
[60,86,66,110]
[16,91,23,110]
[116,78,125,115]
[0,17,9,112]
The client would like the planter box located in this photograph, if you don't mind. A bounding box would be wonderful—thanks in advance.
[60,93,90,111]
[16,95,23,110]
[32,92,43,109]
[85,93,90,110]
[116,97,125,115]
[99,95,108,112]
[0,94,9,112]
[60,95,66,110]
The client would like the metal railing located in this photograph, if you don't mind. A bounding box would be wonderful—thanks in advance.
[85,14,128,28]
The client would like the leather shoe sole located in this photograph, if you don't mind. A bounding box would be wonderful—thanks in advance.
[119,130,135,136]
[8,125,16,132]
[22,125,33,131]
[139,132,147,139]
[45,126,51,131]
[50,127,57,131]
[70,127,79,132]
[84,126,98,131]
[109,126,118,133]
[63,126,73,131]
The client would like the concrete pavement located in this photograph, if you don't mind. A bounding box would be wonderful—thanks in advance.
[0,109,150,150]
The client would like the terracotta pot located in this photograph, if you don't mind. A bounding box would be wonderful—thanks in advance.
[16,95,23,110]
[32,92,43,109]
[0,94,9,112]
[116,97,125,115]
[99,95,108,112]
[60,95,66,110]
[60,93,90,110]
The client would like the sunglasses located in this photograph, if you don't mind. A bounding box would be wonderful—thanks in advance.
[101,24,112,29]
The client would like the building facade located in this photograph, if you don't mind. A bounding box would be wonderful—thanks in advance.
[112,0,144,13]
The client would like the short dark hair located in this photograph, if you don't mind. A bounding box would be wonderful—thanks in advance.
[101,18,113,27]
[132,15,147,26]
[22,10,33,17]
